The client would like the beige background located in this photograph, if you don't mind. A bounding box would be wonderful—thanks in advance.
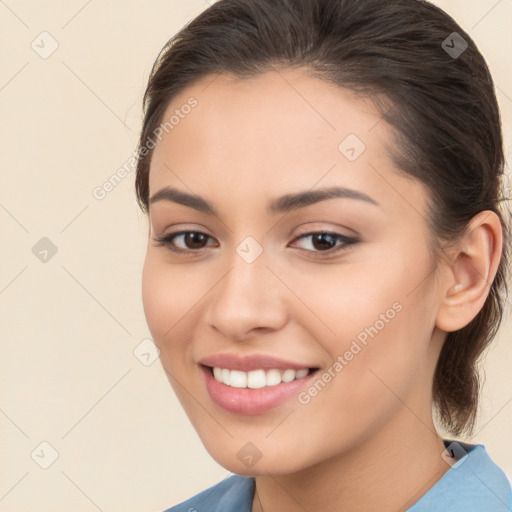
[0,1,511,511]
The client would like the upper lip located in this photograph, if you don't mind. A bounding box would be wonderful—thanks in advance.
[199,353,316,372]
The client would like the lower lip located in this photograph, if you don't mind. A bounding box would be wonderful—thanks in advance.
[201,366,316,415]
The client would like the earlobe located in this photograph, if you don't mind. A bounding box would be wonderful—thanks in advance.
[436,210,503,333]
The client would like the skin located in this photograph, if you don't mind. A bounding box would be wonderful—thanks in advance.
[141,68,503,512]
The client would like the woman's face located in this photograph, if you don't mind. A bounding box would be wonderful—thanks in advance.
[142,69,447,475]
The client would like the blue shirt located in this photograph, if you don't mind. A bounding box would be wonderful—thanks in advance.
[163,440,512,511]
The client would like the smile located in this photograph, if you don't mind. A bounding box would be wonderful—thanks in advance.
[212,367,311,388]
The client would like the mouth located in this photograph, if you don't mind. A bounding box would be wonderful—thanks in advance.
[210,366,315,388]
[198,355,320,415]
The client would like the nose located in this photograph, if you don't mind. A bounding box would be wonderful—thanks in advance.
[203,247,289,342]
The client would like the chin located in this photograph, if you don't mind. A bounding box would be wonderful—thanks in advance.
[202,440,312,477]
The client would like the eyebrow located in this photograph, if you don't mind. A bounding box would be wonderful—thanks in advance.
[149,185,379,215]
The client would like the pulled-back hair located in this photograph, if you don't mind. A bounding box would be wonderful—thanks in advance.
[135,0,511,437]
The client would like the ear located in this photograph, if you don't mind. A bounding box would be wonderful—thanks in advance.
[436,210,503,333]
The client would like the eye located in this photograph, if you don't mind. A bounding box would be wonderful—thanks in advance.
[153,230,216,253]
[290,231,358,258]
[152,230,358,257]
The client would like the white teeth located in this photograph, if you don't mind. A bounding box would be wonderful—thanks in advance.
[213,367,223,381]
[265,369,282,387]
[281,369,296,383]
[230,370,247,388]
[211,367,311,388]
[221,368,231,386]
[295,369,309,379]
[247,369,266,389]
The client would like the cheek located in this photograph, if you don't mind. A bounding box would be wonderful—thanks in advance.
[141,253,193,349]
[298,247,435,401]
[286,257,404,346]
[141,255,167,341]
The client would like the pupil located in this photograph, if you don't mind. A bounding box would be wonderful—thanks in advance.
[313,233,336,251]
[186,232,207,249]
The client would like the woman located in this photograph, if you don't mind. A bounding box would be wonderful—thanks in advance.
[135,0,511,510]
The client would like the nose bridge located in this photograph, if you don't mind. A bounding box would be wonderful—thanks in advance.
[205,237,287,338]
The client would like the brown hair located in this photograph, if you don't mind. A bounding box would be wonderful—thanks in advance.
[135,0,511,437]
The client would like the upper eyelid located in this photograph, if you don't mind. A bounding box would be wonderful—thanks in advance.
[158,228,352,240]
[157,221,357,238]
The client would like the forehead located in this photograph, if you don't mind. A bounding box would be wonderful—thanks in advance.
[148,68,424,217]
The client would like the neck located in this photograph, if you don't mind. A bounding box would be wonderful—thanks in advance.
[251,410,451,512]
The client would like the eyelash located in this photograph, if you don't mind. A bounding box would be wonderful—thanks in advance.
[152,230,358,259]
